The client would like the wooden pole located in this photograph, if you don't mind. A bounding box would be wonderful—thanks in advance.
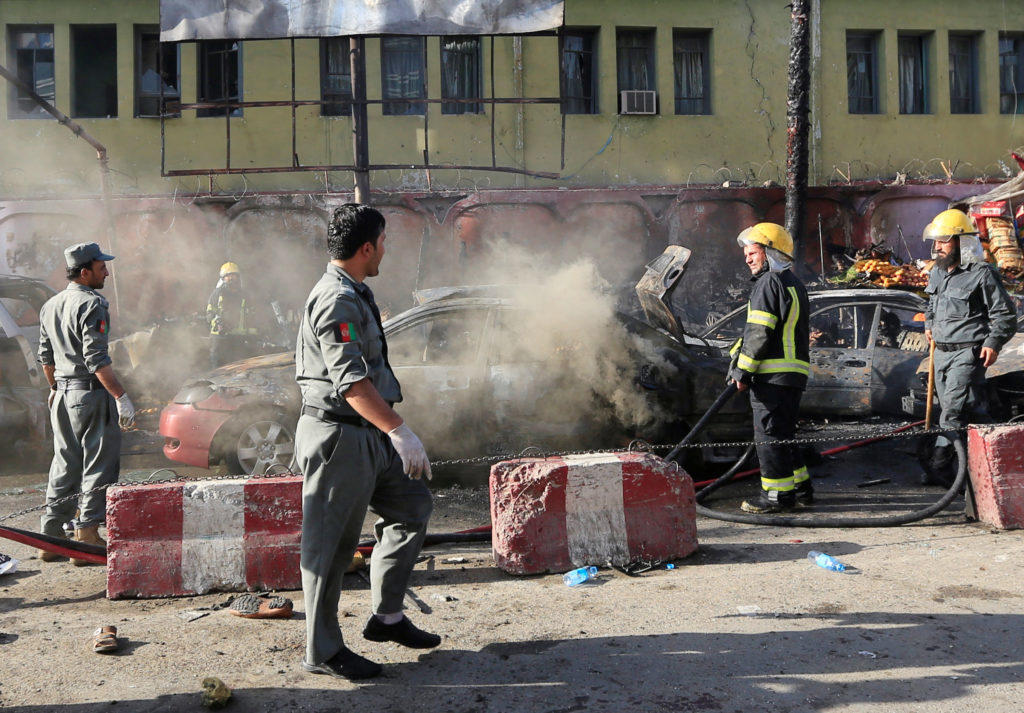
[925,341,937,429]
[349,37,370,203]
[785,0,811,273]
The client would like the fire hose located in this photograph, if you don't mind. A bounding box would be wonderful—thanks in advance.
[679,383,967,528]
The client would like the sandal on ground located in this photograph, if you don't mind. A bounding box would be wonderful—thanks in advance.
[93,625,119,654]
[228,594,293,619]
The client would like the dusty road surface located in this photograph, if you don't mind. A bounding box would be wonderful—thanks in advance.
[1,427,1023,713]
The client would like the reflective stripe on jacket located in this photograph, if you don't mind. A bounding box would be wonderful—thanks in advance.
[729,269,810,389]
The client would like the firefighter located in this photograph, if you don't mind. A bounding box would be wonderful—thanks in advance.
[729,223,813,513]
[922,209,1016,485]
[294,204,436,681]
[206,262,254,368]
[37,243,135,564]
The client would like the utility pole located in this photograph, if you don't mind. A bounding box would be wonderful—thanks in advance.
[349,37,370,203]
[785,0,811,272]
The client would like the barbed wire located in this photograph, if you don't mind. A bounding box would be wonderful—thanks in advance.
[0,418,998,526]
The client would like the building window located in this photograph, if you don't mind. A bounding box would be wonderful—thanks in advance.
[441,37,482,115]
[7,26,54,119]
[617,28,656,112]
[948,33,979,114]
[898,33,928,114]
[135,26,180,118]
[321,37,352,117]
[381,36,426,116]
[560,29,597,115]
[846,31,879,114]
[198,40,241,117]
[1000,33,1024,115]
[673,30,710,115]
[71,25,118,118]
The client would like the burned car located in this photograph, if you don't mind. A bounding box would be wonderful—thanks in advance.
[0,275,55,453]
[160,280,748,475]
[700,287,931,415]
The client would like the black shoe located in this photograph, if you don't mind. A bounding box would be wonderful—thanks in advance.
[302,646,382,680]
[795,483,814,506]
[741,491,796,514]
[363,615,441,649]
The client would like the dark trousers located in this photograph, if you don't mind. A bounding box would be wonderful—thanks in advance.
[933,345,990,447]
[749,382,807,493]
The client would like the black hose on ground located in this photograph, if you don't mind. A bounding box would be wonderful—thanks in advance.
[675,385,968,528]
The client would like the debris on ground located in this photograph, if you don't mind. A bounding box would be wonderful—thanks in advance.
[178,609,211,622]
[92,625,119,654]
[0,553,18,576]
[200,677,232,709]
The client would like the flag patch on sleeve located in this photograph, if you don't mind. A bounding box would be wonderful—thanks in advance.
[98,320,107,334]
[336,322,357,343]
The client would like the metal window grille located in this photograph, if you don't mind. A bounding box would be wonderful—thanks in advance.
[198,40,242,118]
[560,30,596,115]
[441,37,482,115]
[846,32,878,114]
[1000,34,1024,115]
[8,26,54,119]
[673,31,709,115]
[948,33,977,114]
[381,36,426,116]
[898,34,928,115]
[320,37,352,116]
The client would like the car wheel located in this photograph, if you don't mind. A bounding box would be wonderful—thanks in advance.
[222,411,296,475]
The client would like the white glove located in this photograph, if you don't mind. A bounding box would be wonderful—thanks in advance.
[387,424,432,480]
[115,393,136,430]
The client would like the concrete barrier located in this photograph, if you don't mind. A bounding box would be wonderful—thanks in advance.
[968,425,1024,530]
[489,452,698,575]
[106,476,302,599]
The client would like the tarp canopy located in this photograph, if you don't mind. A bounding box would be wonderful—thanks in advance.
[160,0,565,41]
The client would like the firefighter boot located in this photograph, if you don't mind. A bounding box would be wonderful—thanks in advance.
[741,489,796,514]
[795,481,814,506]
[72,526,106,567]
[920,444,956,488]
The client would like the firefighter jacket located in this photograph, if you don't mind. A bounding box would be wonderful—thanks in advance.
[729,268,810,389]
[924,262,1016,351]
[206,284,249,336]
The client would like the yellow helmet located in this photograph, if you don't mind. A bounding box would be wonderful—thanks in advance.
[922,209,977,242]
[219,262,241,277]
[736,223,795,260]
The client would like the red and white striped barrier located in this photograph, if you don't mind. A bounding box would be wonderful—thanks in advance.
[968,425,1024,530]
[489,452,698,575]
[106,476,303,599]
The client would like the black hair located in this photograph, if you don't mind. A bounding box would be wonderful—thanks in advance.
[66,264,89,281]
[327,204,386,260]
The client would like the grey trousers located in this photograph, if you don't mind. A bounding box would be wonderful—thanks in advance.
[41,388,121,536]
[295,413,433,665]
[933,345,990,447]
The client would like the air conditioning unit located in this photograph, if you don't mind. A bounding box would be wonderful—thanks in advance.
[620,90,657,115]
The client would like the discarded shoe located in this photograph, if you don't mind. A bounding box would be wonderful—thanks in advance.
[363,615,441,649]
[740,491,796,514]
[228,593,293,619]
[93,625,119,654]
[302,646,382,680]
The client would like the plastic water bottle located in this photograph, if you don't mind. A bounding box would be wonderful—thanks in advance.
[563,566,598,587]
[807,550,846,572]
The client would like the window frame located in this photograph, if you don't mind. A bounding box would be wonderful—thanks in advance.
[70,24,118,118]
[673,29,711,115]
[380,35,427,117]
[134,25,181,118]
[616,27,657,108]
[846,31,880,115]
[440,36,483,115]
[560,27,598,115]
[999,32,1024,115]
[7,24,55,120]
[897,32,930,115]
[948,32,979,115]
[320,37,352,117]
[197,40,242,118]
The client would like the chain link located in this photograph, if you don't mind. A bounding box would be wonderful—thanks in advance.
[0,419,996,525]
